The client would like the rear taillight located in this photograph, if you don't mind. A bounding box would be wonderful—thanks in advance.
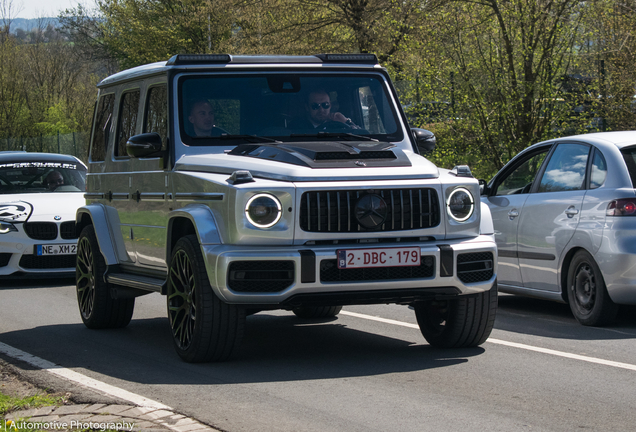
[607,198,636,216]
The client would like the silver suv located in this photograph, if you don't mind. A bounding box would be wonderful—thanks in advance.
[76,54,498,362]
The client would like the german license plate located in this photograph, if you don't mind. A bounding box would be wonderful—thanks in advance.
[337,247,420,269]
[36,244,77,256]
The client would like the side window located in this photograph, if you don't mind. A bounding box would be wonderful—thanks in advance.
[359,86,387,134]
[144,85,168,150]
[538,143,590,192]
[590,149,607,189]
[115,89,141,157]
[90,93,115,162]
[495,150,548,196]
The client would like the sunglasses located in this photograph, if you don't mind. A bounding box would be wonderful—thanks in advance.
[310,102,331,110]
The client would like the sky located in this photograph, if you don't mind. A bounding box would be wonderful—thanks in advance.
[11,0,88,19]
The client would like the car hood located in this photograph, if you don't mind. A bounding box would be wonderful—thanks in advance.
[175,141,439,181]
[0,194,85,223]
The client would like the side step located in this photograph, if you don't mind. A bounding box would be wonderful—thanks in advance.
[106,272,167,298]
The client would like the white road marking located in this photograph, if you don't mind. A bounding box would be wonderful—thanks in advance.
[340,311,636,372]
[0,342,171,410]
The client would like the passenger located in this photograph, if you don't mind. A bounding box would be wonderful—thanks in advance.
[44,171,64,191]
[188,99,226,137]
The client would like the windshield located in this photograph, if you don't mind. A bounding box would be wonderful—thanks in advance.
[0,160,87,194]
[179,73,402,145]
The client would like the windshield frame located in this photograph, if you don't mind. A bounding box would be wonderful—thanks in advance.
[0,160,87,194]
[176,70,404,146]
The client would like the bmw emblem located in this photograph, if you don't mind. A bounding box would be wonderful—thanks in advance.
[54,216,61,220]
[355,194,388,229]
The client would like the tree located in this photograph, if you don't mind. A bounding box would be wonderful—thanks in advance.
[407,0,584,177]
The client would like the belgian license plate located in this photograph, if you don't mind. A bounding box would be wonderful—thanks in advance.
[337,247,420,269]
[36,244,77,256]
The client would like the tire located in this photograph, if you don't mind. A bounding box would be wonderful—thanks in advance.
[167,235,245,362]
[292,306,343,319]
[76,225,134,329]
[414,281,497,348]
[566,250,618,326]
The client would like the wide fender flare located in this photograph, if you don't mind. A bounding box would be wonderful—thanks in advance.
[166,204,221,262]
[76,204,119,266]
[479,201,495,236]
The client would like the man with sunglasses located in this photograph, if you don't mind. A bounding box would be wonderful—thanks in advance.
[293,89,358,130]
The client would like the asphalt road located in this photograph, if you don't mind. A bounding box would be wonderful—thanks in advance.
[1,279,635,432]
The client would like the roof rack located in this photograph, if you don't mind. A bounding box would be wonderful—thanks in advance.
[165,53,379,66]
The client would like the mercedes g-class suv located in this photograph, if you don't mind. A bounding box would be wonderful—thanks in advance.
[76,53,497,362]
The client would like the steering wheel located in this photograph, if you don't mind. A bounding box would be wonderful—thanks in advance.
[320,120,351,130]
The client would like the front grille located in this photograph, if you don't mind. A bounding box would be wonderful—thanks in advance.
[0,253,11,267]
[300,188,440,233]
[19,254,76,269]
[315,151,396,160]
[24,222,58,240]
[60,221,78,239]
[320,256,435,282]
[228,261,295,292]
[457,252,494,283]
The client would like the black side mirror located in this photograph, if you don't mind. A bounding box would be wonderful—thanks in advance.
[126,133,163,158]
[478,179,490,196]
[411,128,436,154]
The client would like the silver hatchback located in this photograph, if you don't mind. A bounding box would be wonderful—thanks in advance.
[482,131,636,326]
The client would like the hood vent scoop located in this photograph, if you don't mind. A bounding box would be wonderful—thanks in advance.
[315,151,396,161]
[228,141,411,168]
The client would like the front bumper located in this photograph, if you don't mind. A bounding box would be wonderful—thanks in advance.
[0,233,77,277]
[203,235,497,305]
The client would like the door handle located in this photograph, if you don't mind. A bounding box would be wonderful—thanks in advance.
[565,206,579,218]
[508,209,519,220]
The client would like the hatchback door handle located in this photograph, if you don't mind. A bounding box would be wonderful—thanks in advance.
[508,209,519,220]
[565,206,579,218]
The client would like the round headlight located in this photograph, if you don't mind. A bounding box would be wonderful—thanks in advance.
[245,194,282,228]
[447,188,474,222]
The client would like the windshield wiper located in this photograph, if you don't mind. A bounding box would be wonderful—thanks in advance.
[219,134,283,143]
[290,132,379,142]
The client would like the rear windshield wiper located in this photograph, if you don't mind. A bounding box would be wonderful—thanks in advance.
[290,132,379,142]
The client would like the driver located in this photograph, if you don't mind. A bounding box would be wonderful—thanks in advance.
[44,171,64,191]
[293,89,359,130]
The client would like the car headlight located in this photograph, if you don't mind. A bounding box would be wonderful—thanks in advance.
[447,188,474,222]
[0,221,18,234]
[245,194,282,228]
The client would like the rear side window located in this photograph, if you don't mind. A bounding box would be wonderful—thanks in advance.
[538,143,590,192]
[90,93,115,162]
[590,149,607,189]
[116,90,141,157]
[144,85,168,150]
[621,146,636,188]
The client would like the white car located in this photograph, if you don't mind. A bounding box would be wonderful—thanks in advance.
[0,152,87,278]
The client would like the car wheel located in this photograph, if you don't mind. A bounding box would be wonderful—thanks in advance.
[292,306,343,319]
[567,250,618,326]
[76,225,134,329]
[167,234,245,362]
[414,281,497,348]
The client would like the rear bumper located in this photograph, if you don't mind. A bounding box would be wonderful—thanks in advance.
[202,235,497,305]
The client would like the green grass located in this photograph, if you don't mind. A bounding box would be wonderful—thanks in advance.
[0,392,64,416]
[1,391,65,432]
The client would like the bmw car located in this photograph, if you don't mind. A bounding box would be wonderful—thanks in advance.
[482,131,636,326]
[0,152,87,278]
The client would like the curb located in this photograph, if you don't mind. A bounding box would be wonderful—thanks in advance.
[4,404,219,432]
